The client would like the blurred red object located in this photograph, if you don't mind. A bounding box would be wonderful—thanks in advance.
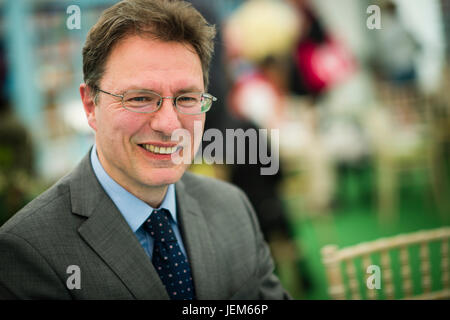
[294,37,356,94]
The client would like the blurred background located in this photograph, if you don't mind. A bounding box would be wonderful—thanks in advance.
[0,0,449,299]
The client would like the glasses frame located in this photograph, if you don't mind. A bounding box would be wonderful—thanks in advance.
[94,87,217,115]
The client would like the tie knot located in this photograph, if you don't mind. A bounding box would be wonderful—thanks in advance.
[144,209,177,243]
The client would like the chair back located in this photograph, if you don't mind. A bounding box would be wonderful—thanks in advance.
[321,227,450,299]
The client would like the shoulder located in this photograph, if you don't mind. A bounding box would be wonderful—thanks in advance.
[0,173,75,299]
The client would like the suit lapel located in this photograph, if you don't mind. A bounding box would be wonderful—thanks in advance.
[69,152,168,299]
[175,178,222,299]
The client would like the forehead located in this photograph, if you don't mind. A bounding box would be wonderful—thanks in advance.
[101,35,204,92]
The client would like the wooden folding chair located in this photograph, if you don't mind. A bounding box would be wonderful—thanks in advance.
[321,227,450,299]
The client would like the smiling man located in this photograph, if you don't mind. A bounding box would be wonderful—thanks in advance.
[0,0,290,300]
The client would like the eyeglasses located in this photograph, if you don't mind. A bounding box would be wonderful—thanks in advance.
[94,87,217,115]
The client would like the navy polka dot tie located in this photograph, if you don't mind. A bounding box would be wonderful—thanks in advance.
[144,208,195,300]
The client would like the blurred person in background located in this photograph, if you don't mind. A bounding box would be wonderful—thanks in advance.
[0,0,290,300]
[224,0,314,297]
[372,0,418,85]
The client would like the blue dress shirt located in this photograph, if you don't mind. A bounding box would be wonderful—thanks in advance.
[90,145,188,260]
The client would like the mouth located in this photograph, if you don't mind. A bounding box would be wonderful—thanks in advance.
[138,143,181,155]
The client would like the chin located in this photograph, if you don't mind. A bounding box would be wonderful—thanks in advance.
[140,166,187,187]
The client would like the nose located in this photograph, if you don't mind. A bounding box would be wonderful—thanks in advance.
[148,97,182,136]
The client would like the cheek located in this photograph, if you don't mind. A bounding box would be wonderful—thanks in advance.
[181,115,204,138]
[183,115,204,155]
[180,114,205,134]
[100,108,145,138]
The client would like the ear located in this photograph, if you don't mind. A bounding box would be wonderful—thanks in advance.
[80,83,97,131]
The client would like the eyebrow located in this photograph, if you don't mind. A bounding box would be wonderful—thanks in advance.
[174,87,203,94]
[119,85,203,95]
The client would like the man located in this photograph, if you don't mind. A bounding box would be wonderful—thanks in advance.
[0,0,290,300]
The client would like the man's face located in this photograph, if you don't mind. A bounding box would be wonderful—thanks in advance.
[82,35,205,192]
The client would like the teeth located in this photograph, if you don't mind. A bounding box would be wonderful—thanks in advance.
[142,144,178,155]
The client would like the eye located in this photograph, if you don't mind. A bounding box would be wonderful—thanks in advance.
[178,96,197,102]
[177,94,201,107]
[129,96,155,102]
[124,92,160,106]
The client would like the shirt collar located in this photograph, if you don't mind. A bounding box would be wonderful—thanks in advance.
[90,144,177,232]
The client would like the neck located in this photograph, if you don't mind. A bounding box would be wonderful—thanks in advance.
[131,184,169,208]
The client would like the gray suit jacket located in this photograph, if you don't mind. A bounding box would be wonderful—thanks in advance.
[0,151,290,299]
